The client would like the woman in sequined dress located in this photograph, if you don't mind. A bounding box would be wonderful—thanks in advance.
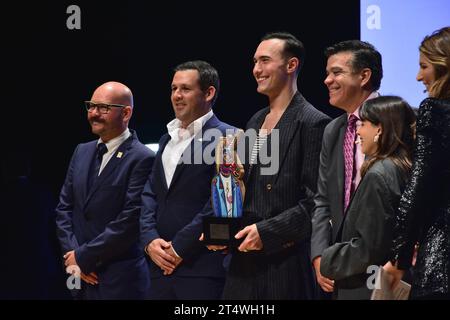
[384,26,450,300]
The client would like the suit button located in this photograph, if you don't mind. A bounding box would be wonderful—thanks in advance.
[266,183,272,191]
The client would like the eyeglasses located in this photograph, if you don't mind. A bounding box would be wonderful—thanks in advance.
[84,101,127,114]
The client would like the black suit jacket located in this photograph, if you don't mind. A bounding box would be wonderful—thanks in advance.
[320,159,408,299]
[223,92,330,299]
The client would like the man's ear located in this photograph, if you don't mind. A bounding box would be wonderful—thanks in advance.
[205,86,216,103]
[360,68,372,88]
[122,106,133,122]
[287,57,299,75]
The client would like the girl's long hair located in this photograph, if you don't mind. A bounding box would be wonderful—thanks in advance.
[359,96,416,178]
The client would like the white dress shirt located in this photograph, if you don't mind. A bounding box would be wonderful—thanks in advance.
[97,128,131,175]
[162,110,214,187]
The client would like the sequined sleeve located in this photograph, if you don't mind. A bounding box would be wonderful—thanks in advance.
[391,98,436,269]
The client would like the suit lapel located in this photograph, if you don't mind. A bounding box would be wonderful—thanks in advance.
[156,135,171,191]
[245,93,303,183]
[245,108,269,182]
[84,132,135,208]
[80,143,98,204]
[168,162,186,190]
[336,117,347,215]
[168,115,222,190]
[271,94,301,184]
[333,115,349,242]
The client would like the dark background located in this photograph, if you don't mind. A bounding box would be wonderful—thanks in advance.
[1,0,359,298]
[4,0,359,196]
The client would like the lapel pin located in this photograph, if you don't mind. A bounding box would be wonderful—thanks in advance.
[117,152,123,158]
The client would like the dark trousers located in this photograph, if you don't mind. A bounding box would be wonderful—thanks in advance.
[149,276,225,300]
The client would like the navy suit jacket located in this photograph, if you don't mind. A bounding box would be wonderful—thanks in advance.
[140,115,234,278]
[56,130,155,298]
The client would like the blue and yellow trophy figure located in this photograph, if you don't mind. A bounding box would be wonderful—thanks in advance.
[204,132,245,245]
[211,133,245,218]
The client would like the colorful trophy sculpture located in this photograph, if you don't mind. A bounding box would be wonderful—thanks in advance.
[203,132,245,246]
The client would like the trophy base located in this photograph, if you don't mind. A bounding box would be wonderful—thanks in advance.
[203,216,243,247]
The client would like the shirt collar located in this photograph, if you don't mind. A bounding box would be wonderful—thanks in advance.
[98,128,131,151]
[349,91,380,120]
[166,109,214,141]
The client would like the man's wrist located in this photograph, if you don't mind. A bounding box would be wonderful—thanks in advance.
[312,256,321,270]
[171,245,181,258]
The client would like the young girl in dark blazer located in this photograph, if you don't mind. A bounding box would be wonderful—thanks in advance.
[320,96,416,299]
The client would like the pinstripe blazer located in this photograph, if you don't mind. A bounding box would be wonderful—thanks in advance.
[222,92,330,299]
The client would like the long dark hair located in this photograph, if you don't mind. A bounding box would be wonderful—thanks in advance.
[359,96,416,178]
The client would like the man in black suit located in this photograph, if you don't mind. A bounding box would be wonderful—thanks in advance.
[310,40,383,296]
[140,60,234,299]
[219,32,330,299]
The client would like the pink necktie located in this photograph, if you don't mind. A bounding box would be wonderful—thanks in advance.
[343,114,358,212]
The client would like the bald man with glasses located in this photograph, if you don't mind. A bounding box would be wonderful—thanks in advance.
[56,81,155,299]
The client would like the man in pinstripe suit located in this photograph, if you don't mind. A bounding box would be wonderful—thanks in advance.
[218,32,330,299]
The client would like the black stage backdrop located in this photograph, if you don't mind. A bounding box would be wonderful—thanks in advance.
[1,0,359,299]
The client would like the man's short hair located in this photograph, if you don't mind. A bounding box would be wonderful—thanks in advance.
[261,32,306,73]
[325,40,383,91]
[174,60,220,106]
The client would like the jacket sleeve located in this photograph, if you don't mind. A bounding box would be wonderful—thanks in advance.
[139,166,161,250]
[75,153,154,273]
[310,123,333,260]
[55,145,80,254]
